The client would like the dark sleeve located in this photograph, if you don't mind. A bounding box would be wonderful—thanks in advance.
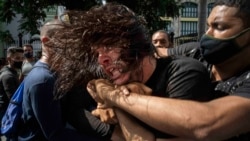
[61,87,114,140]
[30,81,101,141]
[167,42,202,59]
[167,57,213,101]
[225,72,250,98]
[232,84,250,98]
[1,73,19,99]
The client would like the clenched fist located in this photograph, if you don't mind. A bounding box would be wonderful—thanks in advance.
[87,79,152,108]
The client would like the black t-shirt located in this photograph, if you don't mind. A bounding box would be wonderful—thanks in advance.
[146,56,213,101]
[168,43,250,141]
[144,56,214,138]
[167,42,250,98]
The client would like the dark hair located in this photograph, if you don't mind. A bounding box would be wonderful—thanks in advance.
[152,30,173,47]
[23,44,33,49]
[41,19,98,99]
[7,46,23,57]
[214,0,250,27]
[78,3,154,69]
[44,3,155,98]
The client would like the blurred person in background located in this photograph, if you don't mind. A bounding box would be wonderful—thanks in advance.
[19,44,36,82]
[152,30,173,58]
[0,47,23,140]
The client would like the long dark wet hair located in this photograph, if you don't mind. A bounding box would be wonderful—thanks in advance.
[43,18,100,99]
[46,3,155,99]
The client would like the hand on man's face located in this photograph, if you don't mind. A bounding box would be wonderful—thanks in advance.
[155,48,168,58]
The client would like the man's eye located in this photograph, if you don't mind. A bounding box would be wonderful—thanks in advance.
[219,28,226,31]
[214,23,227,31]
[103,46,114,52]
[160,40,166,44]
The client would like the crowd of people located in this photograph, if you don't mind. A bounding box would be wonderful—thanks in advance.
[0,0,249,140]
[0,44,40,135]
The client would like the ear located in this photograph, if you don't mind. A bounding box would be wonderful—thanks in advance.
[41,36,49,43]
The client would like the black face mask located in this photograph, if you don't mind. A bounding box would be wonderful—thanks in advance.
[13,61,23,69]
[200,28,250,64]
[24,52,33,58]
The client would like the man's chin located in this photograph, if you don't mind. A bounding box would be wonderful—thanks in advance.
[113,79,126,85]
[112,76,130,85]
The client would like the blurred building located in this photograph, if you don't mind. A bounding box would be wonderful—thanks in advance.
[0,6,65,58]
[163,0,215,46]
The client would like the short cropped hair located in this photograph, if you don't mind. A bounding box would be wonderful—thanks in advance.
[23,44,33,49]
[7,46,24,57]
[214,0,250,27]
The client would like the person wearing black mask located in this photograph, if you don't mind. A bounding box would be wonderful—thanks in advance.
[19,44,36,82]
[0,46,23,136]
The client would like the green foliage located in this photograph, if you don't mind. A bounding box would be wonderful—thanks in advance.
[0,0,16,23]
[0,0,181,36]
[0,30,14,43]
[0,0,60,35]
[108,0,182,33]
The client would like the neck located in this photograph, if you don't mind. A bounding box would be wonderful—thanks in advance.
[40,54,49,64]
[212,65,235,81]
[141,56,156,83]
[26,57,34,62]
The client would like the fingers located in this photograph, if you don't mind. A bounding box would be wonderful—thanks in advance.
[87,80,96,92]
[93,108,118,124]
[126,83,142,93]
[116,82,152,97]
[124,82,152,95]
[154,52,160,59]
[87,79,112,103]
[97,102,110,109]
[119,86,130,96]
[91,109,100,118]
[139,83,152,95]
[88,79,120,109]
[95,79,114,88]
[87,81,104,103]
[108,116,118,124]
[156,48,168,57]
[133,82,152,95]
[104,108,118,124]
